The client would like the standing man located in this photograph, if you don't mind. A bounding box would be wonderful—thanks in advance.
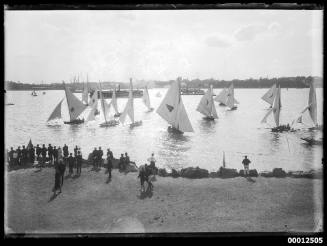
[74,145,78,158]
[53,146,58,163]
[21,145,27,165]
[92,147,98,169]
[63,144,69,159]
[36,144,41,160]
[147,153,157,174]
[98,147,103,168]
[119,154,125,172]
[68,153,74,175]
[242,155,251,177]
[106,150,113,180]
[48,144,53,164]
[17,146,22,166]
[41,144,47,165]
[8,147,14,167]
[124,152,130,171]
[76,150,82,175]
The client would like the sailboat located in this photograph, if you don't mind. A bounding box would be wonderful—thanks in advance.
[89,87,100,116]
[99,82,119,127]
[47,99,64,123]
[82,75,89,105]
[196,85,218,120]
[63,82,87,124]
[5,93,14,105]
[214,88,228,106]
[156,77,194,134]
[119,78,142,128]
[261,84,277,108]
[225,83,238,110]
[261,85,290,132]
[142,86,154,112]
[291,82,322,130]
[31,90,37,96]
[111,87,121,117]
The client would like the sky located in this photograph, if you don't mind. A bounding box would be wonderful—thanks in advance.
[5,10,323,83]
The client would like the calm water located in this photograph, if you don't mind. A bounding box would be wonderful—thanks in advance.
[5,88,323,172]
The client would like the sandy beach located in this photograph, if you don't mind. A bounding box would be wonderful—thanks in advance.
[5,167,323,233]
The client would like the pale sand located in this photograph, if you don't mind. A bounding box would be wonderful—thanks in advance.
[5,167,323,233]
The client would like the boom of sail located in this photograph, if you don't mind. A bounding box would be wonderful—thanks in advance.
[156,78,194,133]
[196,85,218,119]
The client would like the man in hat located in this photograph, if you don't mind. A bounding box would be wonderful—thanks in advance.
[242,155,251,177]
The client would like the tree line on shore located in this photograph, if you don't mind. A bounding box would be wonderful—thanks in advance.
[5,76,322,91]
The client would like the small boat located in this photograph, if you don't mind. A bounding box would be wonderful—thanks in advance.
[111,87,121,117]
[82,76,89,106]
[225,83,238,110]
[98,82,119,127]
[291,82,321,130]
[5,94,14,105]
[261,84,277,108]
[48,82,87,124]
[31,90,37,96]
[120,78,142,128]
[156,77,194,134]
[301,137,323,145]
[261,85,291,132]
[142,86,154,112]
[215,85,239,108]
[196,85,218,120]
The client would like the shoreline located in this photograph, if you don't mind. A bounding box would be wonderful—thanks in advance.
[5,167,323,233]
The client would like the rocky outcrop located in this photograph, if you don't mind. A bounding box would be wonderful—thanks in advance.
[217,167,239,178]
[272,168,287,178]
[239,169,259,177]
[180,167,209,179]
[260,171,274,177]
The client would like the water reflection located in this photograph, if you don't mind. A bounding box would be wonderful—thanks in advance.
[198,119,216,134]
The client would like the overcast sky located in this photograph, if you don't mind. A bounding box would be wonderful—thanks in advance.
[5,10,323,83]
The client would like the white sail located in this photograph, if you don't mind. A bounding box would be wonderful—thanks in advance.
[261,84,277,106]
[272,85,281,127]
[142,86,152,110]
[261,108,273,123]
[225,83,235,109]
[89,88,98,107]
[64,83,87,121]
[111,88,119,114]
[308,82,317,126]
[47,99,64,122]
[86,103,98,122]
[214,88,228,104]
[82,82,88,105]
[119,79,134,124]
[156,79,193,132]
[196,85,218,119]
[99,82,108,123]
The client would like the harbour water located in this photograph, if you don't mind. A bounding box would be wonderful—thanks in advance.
[5,88,323,172]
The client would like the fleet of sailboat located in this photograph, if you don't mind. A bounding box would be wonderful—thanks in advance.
[119,78,142,128]
[156,77,194,134]
[196,85,218,120]
[45,78,320,135]
[142,86,154,112]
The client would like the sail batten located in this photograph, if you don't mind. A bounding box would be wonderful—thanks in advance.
[47,99,64,122]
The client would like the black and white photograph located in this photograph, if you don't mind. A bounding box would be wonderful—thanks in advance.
[4,5,323,236]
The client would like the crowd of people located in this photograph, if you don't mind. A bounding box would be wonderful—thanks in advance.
[6,141,158,196]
